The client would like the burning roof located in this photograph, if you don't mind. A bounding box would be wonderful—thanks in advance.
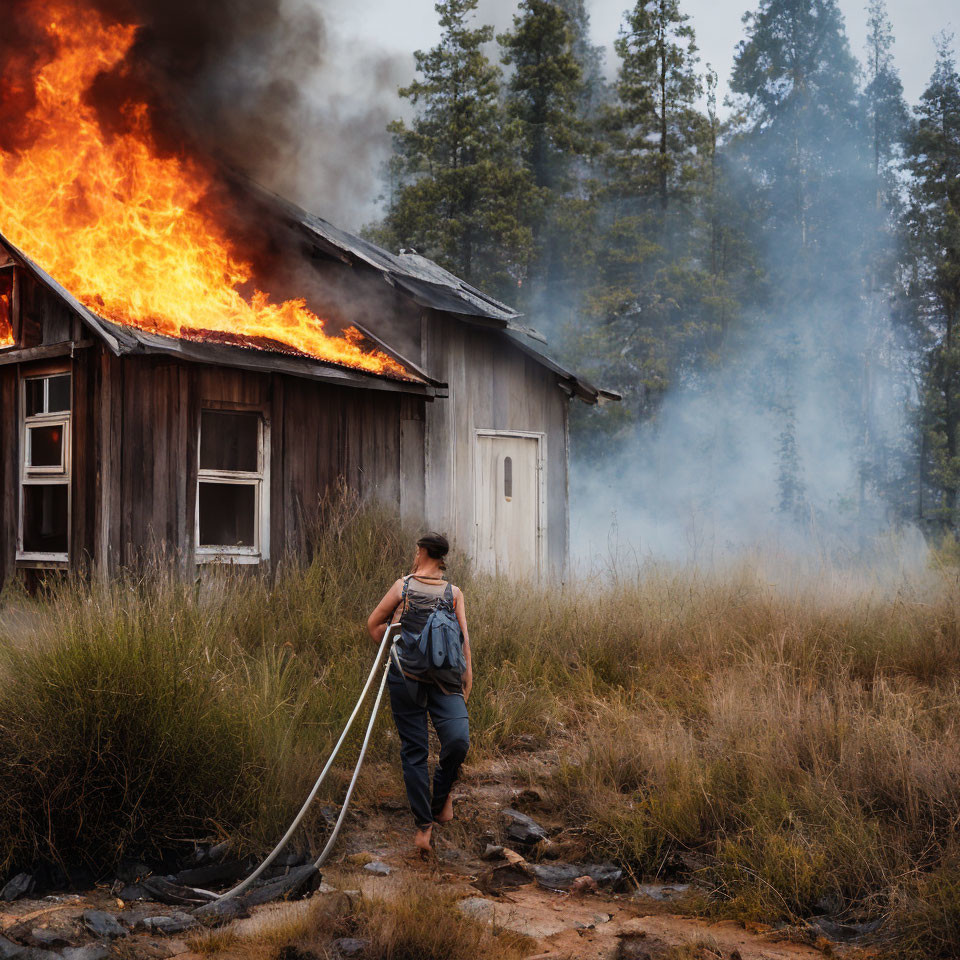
[0,1,411,381]
[0,0,615,405]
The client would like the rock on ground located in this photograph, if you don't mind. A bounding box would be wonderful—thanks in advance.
[0,875,35,903]
[81,911,126,940]
[501,808,548,846]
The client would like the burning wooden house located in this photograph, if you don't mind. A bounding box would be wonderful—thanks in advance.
[0,210,614,585]
[0,1,616,586]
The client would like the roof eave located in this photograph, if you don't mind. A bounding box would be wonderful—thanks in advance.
[95,318,443,397]
[503,329,620,406]
[0,233,443,397]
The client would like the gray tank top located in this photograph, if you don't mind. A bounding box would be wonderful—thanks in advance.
[391,576,462,694]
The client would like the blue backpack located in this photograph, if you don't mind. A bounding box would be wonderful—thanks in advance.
[394,577,466,681]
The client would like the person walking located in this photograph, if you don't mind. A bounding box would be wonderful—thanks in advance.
[367,533,473,854]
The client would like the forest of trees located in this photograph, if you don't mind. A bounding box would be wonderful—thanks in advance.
[369,0,960,544]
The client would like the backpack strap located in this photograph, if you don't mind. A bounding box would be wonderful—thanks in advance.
[443,582,454,606]
[392,575,412,624]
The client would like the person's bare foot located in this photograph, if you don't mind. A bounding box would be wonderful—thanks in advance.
[414,824,433,855]
[435,794,454,824]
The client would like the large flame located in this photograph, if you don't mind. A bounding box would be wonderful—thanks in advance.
[0,2,409,377]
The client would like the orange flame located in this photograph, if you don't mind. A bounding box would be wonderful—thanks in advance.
[0,2,409,378]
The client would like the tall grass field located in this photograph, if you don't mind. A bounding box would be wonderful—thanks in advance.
[1,495,958,958]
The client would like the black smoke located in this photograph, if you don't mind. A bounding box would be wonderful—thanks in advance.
[2,0,403,228]
[85,0,326,183]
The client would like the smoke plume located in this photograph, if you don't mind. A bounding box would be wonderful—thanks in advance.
[1,0,403,228]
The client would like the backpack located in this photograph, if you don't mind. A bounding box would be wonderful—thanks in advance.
[394,577,466,682]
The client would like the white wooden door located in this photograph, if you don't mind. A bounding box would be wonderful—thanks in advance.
[475,434,542,577]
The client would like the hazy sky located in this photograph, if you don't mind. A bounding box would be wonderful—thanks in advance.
[330,0,956,110]
[310,0,956,227]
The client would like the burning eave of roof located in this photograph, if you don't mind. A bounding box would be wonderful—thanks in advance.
[0,234,446,398]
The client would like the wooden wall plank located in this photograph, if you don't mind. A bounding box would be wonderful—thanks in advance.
[70,344,93,571]
[421,318,572,574]
[269,374,286,563]
[0,367,18,584]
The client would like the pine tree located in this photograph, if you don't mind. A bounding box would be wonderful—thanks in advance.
[499,0,588,327]
[574,0,706,424]
[904,36,960,531]
[609,0,701,212]
[731,0,866,287]
[863,0,909,194]
[689,66,752,352]
[729,0,895,535]
[500,1,583,195]
[375,0,533,298]
[553,0,608,114]
[859,0,911,519]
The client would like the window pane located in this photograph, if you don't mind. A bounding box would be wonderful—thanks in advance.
[22,484,69,554]
[25,379,44,417]
[29,425,63,467]
[200,411,259,473]
[198,482,256,548]
[504,456,513,500]
[0,270,12,347]
[47,375,71,413]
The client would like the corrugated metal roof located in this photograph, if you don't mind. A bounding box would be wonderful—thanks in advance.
[254,186,618,405]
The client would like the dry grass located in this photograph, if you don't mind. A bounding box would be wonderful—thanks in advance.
[186,882,532,959]
[1,493,959,956]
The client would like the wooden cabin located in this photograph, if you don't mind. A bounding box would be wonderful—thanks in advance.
[0,198,615,585]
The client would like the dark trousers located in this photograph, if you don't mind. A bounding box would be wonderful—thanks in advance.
[388,673,470,828]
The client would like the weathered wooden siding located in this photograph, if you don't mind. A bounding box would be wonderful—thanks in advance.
[0,364,18,585]
[2,311,426,584]
[422,312,570,575]
[1,255,574,584]
[0,268,95,580]
[99,358,423,569]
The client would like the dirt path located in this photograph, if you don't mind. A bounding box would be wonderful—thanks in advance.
[0,761,873,960]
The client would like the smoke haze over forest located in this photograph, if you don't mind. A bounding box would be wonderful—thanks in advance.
[243,0,960,565]
[6,0,956,565]
[356,0,960,565]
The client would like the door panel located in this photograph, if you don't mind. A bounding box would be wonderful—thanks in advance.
[475,434,540,577]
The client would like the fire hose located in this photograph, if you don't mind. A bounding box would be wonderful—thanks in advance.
[190,625,401,904]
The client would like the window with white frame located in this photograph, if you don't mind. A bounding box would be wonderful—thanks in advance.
[19,373,71,561]
[196,409,269,563]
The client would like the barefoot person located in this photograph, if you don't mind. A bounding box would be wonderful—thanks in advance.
[367,533,473,854]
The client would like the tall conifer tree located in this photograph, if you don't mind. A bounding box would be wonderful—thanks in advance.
[731,0,865,284]
[499,1,587,325]
[904,37,960,530]
[864,0,908,193]
[609,0,701,212]
[577,0,705,426]
[376,0,533,298]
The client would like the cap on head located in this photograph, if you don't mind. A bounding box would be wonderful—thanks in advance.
[417,532,449,560]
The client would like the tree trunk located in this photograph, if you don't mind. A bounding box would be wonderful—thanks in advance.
[659,15,668,212]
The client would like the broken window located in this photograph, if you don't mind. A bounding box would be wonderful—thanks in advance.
[0,269,13,348]
[19,372,71,561]
[196,409,269,563]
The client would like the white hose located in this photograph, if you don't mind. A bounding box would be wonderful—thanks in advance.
[312,655,392,869]
[198,626,399,903]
